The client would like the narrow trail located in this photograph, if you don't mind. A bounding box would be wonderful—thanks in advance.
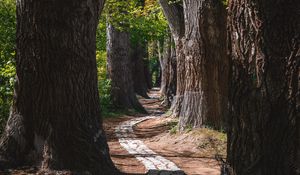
[115,117,183,174]
[104,88,221,175]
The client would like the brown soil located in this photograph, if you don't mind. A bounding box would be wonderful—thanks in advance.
[0,89,226,175]
[104,116,147,174]
[134,116,225,175]
[106,89,226,175]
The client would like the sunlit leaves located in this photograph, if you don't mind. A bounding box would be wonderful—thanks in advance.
[103,0,168,44]
[0,0,15,132]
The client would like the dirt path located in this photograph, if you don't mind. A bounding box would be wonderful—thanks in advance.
[0,89,222,175]
[104,89,222,175]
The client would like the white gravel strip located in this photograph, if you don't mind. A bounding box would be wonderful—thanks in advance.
[115,116,181,171]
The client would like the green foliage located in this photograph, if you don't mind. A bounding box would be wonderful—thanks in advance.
[221,0,228,6]
[104,0,168,44]
[96,50,114,117]
[96,17,107,51]
[185,124,193,133]
[0,0,169,129]
[169,121,178,135]
[0,0,16,133]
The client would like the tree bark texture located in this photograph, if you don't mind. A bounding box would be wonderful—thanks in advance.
[107,24,145,112]
[159,37,168,98]
[0,0,120,174]
[160,34,176,106]
[228,0,300,174]
[131,42,150,99]
[178,0,228,130]
[165,40,177,106]
[159,0,185,117]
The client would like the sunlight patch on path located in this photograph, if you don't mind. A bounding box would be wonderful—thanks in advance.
[115,116,182,173]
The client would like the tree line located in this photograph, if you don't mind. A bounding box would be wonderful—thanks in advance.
[0,0,299,175]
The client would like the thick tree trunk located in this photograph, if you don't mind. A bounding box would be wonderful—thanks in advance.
[107,24,145,112]
[131,42,150,98]
[159,0,185,117]
[0,0,119,174]
[228,0,300,174]
[178,0,228,130]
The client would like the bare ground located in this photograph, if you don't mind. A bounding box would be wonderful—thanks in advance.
[0,89,226,175]
[105,89,226,175]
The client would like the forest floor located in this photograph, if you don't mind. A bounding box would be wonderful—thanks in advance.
[1,89,226,175]
[104,88,226,175]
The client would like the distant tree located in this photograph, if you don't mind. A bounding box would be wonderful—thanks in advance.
[0,0,119,174]
[159,33,176,106]
[131,41,150,98]
[166,39,177,106]
[107,23,145,112]
[227,0,300,174]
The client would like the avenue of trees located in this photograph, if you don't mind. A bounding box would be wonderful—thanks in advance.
[0,0,299,174]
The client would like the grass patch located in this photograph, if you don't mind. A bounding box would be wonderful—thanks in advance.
[164,110,172,116]
[193,128,227,156]
[167,120,178,135]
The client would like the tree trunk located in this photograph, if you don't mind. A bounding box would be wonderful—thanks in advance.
[159,0,185,117]
[144,58,153,89]
[228,0,300,174]
[160,34,176,107]
[178,0,228,130]
[107,24,145,112]
[159,37,168,97]
[165,40,177,106]
[131,42,150,98]
[0,0,119,174]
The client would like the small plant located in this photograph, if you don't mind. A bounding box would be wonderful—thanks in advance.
[168,121,178,135]
[185,124,193,133]
[169,125,177,135]
[165,110,172,116]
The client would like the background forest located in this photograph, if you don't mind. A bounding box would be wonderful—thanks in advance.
[0,0,298,174]
[0,0,168,133]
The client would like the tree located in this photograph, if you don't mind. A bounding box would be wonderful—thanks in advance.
[0,0,119,174]
[159,33,176,106]
[107,23,145,112]
[227,0,300,174]
[178,0,228,130]
[131,41,151,98]
[165,39,177,106]
[144,58,153,89]
[159,0,185,117]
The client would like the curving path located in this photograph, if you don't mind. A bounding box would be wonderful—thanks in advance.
[115,91,185,174]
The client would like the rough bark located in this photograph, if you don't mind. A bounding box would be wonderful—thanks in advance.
[159,0,185,117]
[160,34,176,106]
[107,24,145,112]
[227,0,300,174]
[0,0,119,174]
[159,37,168,97]
[165,40,177,106]
[131,42,150,98]
[178,0,228,130]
